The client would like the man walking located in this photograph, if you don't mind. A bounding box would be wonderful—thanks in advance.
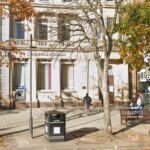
[83,93,92,114]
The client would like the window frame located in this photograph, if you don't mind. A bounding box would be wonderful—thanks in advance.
[58,18,70,42]
[14,20,25,39]
[37,60,52,91]
[61,61,75,91]
[13,61,27,91]
[107,17,114,29]
[35,18,48,40]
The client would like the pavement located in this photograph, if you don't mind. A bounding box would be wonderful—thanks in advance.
[0,106,150,150]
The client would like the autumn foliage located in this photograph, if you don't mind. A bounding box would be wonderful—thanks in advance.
[0,0,35,66]
[117,0,150,70]
[0,0,35,19]
[8,0,36,19]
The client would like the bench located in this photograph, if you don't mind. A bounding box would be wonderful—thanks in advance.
[120,108,150,125]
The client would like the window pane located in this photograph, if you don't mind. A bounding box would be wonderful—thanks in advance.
[35,18,48,40]
[107,17,114,29]
[15,21,24,39]
[97,27,101,39]
[58,19,70,42]
[13,63,27,90]
[61,64,74,90]
[39,19,47,40]
[38,64,45,90]
[37,63,51,90]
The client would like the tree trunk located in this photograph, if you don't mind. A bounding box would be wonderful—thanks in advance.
[103,58,112,134]
[96,57,112,134]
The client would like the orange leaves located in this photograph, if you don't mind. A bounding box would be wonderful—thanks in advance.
[0,0,36,66]
[0,39,20,67]
[0,0,36,19]
[7,0,36,20]
[119,40,145,70]
[117,0,150,70]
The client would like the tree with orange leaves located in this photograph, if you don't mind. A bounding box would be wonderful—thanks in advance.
[0,0,35,20]
[117,0,150,70]
[0,0,35,65]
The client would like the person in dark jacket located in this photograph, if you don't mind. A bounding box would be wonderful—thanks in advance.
[83,93,92,114]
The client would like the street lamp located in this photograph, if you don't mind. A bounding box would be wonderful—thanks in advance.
[29,34,35,138]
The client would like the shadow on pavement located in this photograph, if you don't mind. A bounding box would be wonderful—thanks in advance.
[66,127,99,141]
[0,127,13,131]
[33,133,45,138]
[0,124,44,137]
[66,109,103,121]
[113,119,150,135]
[0,110,20,115]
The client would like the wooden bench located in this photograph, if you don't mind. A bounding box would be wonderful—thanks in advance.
[120,108,150,125]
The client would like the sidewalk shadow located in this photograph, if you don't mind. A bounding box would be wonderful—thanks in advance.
[113,120,150,135]
[0,110,19,115]
[66,109,103,121]
[0,124,44,136]
[66,127,99,141]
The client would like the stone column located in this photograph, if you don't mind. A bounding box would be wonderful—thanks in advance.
[52,60,61,94]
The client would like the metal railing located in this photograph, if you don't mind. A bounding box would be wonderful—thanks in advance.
[14,39,91,50]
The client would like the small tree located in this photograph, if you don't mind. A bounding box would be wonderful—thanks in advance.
[45,0,124,134]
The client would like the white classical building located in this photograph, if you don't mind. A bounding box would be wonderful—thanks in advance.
[0,0,130,108]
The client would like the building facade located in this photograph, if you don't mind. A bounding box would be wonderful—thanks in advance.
[0,0,130,108]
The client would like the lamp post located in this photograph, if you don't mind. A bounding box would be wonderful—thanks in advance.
[29,34,33,138]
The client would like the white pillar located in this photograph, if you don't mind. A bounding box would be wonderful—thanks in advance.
[52,60,61,94]
[2,13,9,41]
[26,58,37,101]
[1,66,9,99]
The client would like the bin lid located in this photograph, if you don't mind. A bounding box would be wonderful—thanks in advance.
[45,110,65,115]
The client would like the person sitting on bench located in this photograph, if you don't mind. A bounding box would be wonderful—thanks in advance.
[130,91,144,109]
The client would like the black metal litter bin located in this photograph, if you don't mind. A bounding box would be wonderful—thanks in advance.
[45,110,66,142]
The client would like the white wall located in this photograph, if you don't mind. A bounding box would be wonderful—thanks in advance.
[0,8,10,100]
[2,18,9,41]
[112,64,129,101]
[89,60,98,99]
[0,67,9,99]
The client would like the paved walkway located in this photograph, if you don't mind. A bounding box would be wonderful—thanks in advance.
[0,107,150,150]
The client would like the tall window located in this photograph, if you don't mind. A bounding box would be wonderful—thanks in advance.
[37,62,51,90]
[97,27,102,39]
[140,71,146,80]
[61,62,74,90]
[35,18,48,40]
[58,18,70,42]
[107,17,114,29]
[15,20,24,39]
[13,63,27,90]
